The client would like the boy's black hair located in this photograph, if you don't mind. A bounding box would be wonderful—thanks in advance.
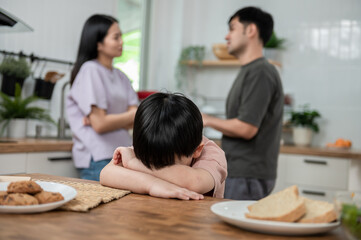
[133,92,203,169]
[229,6,274,46]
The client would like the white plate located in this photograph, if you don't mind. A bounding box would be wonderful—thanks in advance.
[0,181,77,214]
[211,201,340,236]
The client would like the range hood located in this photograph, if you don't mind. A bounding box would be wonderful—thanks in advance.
[0,7,33,33]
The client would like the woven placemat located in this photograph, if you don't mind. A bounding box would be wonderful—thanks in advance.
[33,178,130,212]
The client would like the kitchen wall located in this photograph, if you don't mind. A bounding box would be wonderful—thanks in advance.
[0,0,118,137]
[0,0,360,149]
[146,0,361,148]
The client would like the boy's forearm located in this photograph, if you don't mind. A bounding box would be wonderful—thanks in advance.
[100,161,204,200]
[100,161,153,194]
[127,161,215,194]
[155,165,215,194]
[124,154,215,194]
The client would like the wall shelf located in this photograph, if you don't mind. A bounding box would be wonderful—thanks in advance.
[183,59,282,68]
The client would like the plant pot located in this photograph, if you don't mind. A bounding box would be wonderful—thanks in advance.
[292,127,313,146]
[34,78,55,100]
[1,74,26,96]
[7,119,28,138]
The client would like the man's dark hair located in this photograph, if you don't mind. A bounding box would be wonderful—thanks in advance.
[229,7,274,46]
[133,92,203,169]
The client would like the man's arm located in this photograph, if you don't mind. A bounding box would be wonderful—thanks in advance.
[88,105,137,134]
[202,114,258,140]
[100,160,204,200]
[114,147,215,194]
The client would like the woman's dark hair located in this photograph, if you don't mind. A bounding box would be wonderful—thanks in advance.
[133,92,203,169]
[229,7,274,46]
[70,14,118,85]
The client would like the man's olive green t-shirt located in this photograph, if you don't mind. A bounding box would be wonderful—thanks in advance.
[222,57,284,180]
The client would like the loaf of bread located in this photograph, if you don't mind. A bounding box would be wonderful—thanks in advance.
[297,197,337,223]
[245,185,306,222]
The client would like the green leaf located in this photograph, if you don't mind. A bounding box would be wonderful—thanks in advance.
[0,83,56,126]
[0,57,31,79]
[175,45,206,90]
[289,104,321,133]
[265,31,286,49]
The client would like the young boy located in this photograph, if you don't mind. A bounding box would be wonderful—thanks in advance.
[100,93,227,200]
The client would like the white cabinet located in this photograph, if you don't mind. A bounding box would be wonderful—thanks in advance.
[0,152,79,178]
[0,153,27,174]
[27,152,79,178]
[285,155,349,190]
[273,154,356,202]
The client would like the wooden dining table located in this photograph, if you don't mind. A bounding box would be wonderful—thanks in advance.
[0,174,348,240]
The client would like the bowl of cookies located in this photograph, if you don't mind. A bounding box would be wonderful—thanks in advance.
[0,180,77,213]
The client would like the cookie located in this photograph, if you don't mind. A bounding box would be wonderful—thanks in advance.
[7,180,42,194]
[34,191,64,204]
[0,193,39,206]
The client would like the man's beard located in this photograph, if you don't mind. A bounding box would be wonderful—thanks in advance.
[228,43,246,57]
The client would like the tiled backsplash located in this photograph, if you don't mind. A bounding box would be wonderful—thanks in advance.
[173,0,361,148]
[0,0,360,148]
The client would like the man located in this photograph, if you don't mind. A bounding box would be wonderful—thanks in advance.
[202,7,284,200]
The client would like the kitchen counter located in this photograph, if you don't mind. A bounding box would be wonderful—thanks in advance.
[0,173,347,240]
[1,138,361,160]
[211,139,361,160]
[0,138,72,153]
[280,144,361,160]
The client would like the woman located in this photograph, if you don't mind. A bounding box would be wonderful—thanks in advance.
[66,14,139,181]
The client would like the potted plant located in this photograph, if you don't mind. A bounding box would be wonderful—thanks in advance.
[289,105,321,146]
[0,57,31,96]
[175,45,205,91]
[264,31,286,62]
[0,83,55,138]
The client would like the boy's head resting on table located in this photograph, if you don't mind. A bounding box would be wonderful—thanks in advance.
[133,92,204,169]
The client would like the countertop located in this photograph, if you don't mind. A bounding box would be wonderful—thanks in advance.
[212,139,361,160]
[280,144,361,160]
[0,138,72,153]
[1,138,361,160]
[0,173,347,240]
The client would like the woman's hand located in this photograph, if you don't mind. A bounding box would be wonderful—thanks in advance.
[83,116,91,126]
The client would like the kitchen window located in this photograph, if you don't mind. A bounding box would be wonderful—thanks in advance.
[114,0,150,91]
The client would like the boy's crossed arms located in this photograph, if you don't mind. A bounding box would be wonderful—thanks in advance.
[101,146,215,200]
[100,93,227,200]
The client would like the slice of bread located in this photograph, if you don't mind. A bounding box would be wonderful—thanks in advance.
[297,197,337,223]
[245,185,306,222]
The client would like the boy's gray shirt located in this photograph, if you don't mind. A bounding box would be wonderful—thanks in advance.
[222,57,284,180]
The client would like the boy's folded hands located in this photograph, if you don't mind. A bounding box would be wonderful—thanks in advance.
[112,147,136,166]
[148,178,204,200]
[113,147,149,173]
[109,147,205,200]
[112,147,122,165]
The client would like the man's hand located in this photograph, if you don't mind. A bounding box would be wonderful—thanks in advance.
[148,178,204,200]
[201,113,210,127]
